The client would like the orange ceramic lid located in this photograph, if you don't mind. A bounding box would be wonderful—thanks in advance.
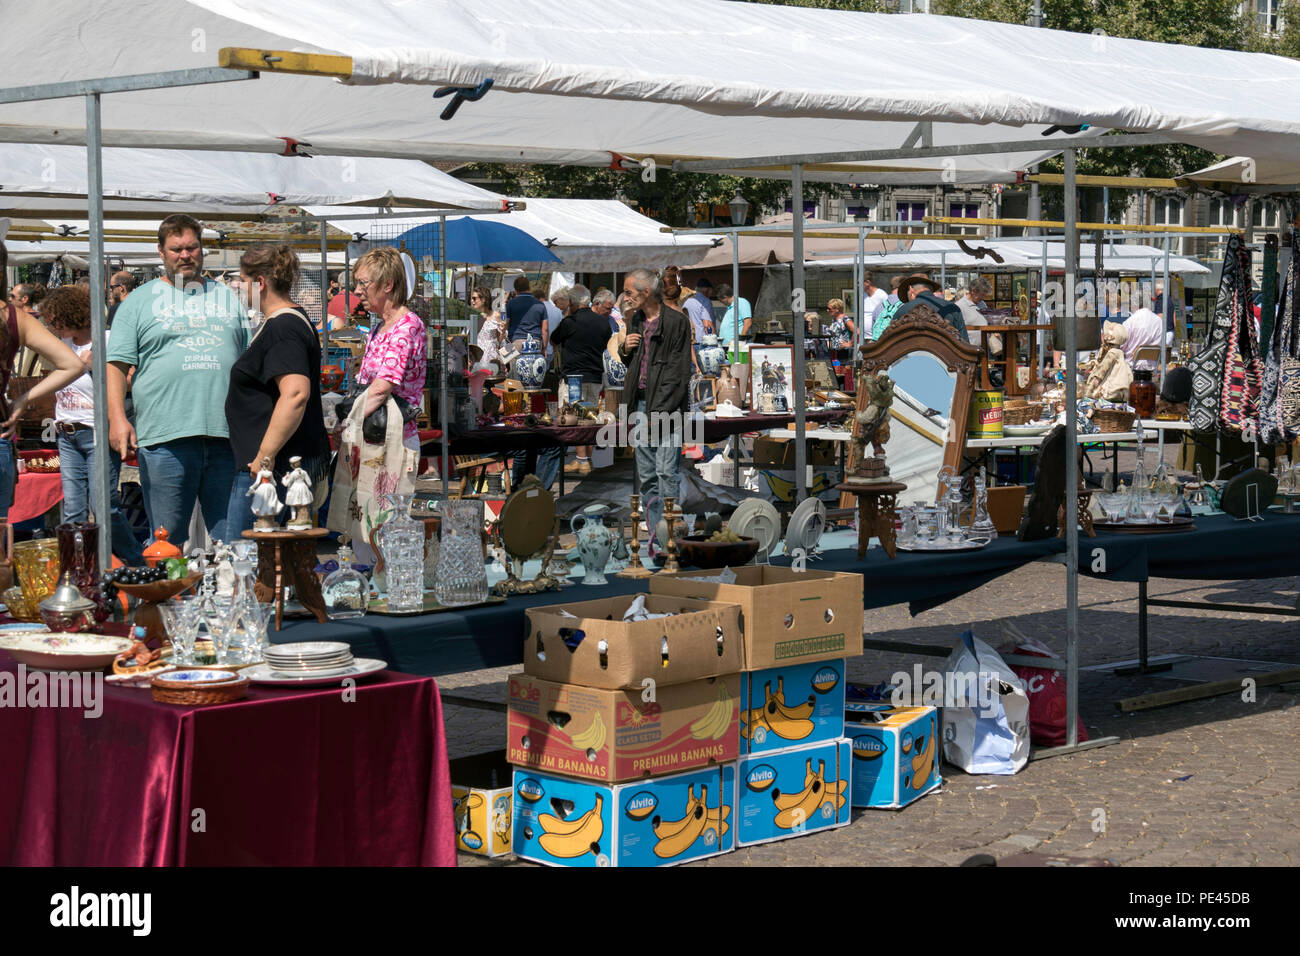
[142,527,181,564]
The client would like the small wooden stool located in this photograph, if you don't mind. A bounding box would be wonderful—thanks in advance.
[837,481,907,558]
[242,527,329,630]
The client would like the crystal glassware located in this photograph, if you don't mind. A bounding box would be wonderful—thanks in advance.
[203,595,239,664]
[174,595,203,665]
[240,601,276,663]
[376,493,425,613]
[322,545,370,619]
[434,498,490,607]
[158,601,190,666]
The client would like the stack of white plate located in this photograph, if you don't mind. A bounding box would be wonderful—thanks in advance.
[245,642,387,686]
[264,641,354,672]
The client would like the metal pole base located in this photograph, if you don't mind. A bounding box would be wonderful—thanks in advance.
[1030,735,1121,760]
[1113,660,1175,677]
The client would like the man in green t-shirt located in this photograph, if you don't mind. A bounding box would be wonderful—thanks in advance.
[107,214,248,548]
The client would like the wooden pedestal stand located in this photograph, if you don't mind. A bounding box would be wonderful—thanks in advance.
[242,527,329,630]
[837,481,907,559]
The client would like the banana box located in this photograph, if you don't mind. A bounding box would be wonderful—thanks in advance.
[513,764,735,867]
[507,673,740,784]
[736,738,852,847]
[843,704,941,809]
[740,659,846,754]
[524,594,744,689]
[450,750,515,858]
[649,566,863,669]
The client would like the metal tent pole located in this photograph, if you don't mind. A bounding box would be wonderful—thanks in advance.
[319,220,329,349]
[792,165,808,501]
[86,91,112,569]
[856,224,865,347]
[732,229,741,489]
[940,251,947,289]
[1063,148,1080,750]
[1039,238,1049,361]
[439,216,449,497]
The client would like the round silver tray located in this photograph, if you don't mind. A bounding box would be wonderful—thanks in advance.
[896,537,993,553]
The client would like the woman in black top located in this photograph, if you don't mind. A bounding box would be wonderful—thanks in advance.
[223,243,329,537]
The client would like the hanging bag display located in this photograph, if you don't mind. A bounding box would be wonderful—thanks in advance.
[1217,239,1262,433]
[1188,236,1247,433]
[1259,233,1300,445]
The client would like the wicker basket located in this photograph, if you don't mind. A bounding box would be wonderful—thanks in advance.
[1091,408,1137,433]
[1003,402,1043,426]
[151,672,250,705]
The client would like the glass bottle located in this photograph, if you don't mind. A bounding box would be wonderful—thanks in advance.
[435,498,490,607]
[1130,369,1157,418]
[322,546,369,620]
[376,493,425,613]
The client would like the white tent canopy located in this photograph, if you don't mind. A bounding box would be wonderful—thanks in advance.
[813,238,1209,276]
[306,198,720,272]
[0,143,507,210]
[1183,155,1300,188]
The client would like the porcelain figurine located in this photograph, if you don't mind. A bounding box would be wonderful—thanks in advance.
[247,459,282,532]
[282,456,314,530]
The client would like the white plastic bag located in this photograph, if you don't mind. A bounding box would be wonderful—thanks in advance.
[941,629,1030,775]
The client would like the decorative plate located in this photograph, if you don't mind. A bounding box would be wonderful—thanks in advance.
[783,497,827,555]
[498,479,556,560]
[0,633,134,671]
[151,668,240,688]
[1003,423,1055,437]
[242,658,387,686]
[729,499,781,562]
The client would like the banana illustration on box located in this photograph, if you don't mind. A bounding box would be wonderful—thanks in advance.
[742,677,815,741]
[689,682,735,740]
[537,794,605,858]
[771,759,847,829]
[652,784,730,858]
[909,724,936,788]
[568,712,607,752]
[454,792,483,834]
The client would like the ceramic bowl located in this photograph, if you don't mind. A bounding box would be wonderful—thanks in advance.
[0,632,134,671]
[675,534,760,569]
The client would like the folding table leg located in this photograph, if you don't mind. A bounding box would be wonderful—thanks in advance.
[1113,580,1174,676]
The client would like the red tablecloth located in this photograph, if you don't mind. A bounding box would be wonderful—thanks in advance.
[0,657,456,866]
[8,471,62,524]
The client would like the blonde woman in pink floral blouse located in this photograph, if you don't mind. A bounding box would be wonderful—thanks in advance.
[325,246,426,562]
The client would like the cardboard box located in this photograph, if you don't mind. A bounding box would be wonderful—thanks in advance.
[843,704,941,809]
[753,436,794,467]
[524,594,743,690]
[650,566,864,669]
[513,763,735,867]
[450,750,515,858]
[507,673,740,784]
[736,738,852,846]
[741,659,846,754]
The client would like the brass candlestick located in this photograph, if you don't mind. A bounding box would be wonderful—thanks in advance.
[661,496,682,574]
[616,494,652,579]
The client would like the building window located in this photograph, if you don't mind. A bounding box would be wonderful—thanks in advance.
[1252,200,1280,230]
[949,202,980,235]
[1152,196,1185,254]
[896,201,928,235]
[846,204,875,221]
[1207,199,1236,261]
[783,199,818,217]
[1256,0,1280,31]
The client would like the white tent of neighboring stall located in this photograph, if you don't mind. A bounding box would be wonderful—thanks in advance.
[1182,155,1300,188]
[305,198,719,272]
[811,238,1042,275]
[0,143,508,211]
[1004,240,1211,277]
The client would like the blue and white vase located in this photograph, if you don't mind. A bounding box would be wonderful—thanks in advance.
[513,334,548,388]
[570,506,614,586]
[603,345,627,389]
[698,334,727,377]
[566,374,584,405]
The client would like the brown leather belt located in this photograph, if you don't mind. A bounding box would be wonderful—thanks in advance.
[55,422,91,434]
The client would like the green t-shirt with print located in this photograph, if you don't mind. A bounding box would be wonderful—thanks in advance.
[106,277,249,446]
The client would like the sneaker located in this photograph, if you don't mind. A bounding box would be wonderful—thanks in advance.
[564,459,592,476]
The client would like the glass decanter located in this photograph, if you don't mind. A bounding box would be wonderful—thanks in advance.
[1277,455,1294,493]
[376,493,425,613]
[969,466,997,536]
[1125,445,1150,523]
[322,545,370,619]
[434,498,490,607]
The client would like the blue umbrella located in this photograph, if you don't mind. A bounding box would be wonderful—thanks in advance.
[393,216,561,267]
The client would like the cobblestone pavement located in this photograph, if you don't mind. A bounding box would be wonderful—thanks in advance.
[445,563,1299,867]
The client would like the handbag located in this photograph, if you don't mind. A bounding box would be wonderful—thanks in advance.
[1218,238,1263,433]
[1188,235,1244,433]
[336,389,419,445]
[1260,233,1300,444]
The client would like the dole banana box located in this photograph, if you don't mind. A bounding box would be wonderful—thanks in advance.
[513,764,735,867]
[740,659,846,755]
[507,673,740,784]
[736,738,852,847]
[450,750,515,858]
[843,703,941,809]
[524,594,744,690]
[649,566,863,669]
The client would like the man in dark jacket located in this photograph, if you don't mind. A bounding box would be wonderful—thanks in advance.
[892,274,968,341]
[551,284,613,476]
[505,274,549,351]
[620,268,694,539]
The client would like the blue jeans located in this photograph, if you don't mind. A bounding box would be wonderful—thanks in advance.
[633,400,683,535]
[137,437,236,550]
[57,428,145,565]
[511,444,564,490]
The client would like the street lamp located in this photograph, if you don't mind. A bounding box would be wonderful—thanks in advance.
[729,189,750,227]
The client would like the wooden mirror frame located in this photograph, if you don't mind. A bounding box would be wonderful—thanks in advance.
[852,310,980,500]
